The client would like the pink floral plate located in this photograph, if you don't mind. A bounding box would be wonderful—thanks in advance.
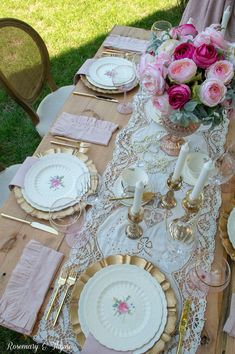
[78,264,167,352]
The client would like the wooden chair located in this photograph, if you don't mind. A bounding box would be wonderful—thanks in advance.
[0,163,21,208]
[0,18,74,137]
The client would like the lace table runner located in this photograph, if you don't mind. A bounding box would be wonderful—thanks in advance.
[34,93,229,353]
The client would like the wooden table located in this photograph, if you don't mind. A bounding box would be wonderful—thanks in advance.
[0,25,234,354]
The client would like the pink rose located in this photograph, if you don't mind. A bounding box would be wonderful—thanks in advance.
[199,78,227,107]
[206,60,234,85]
[193,44,218,69]
[174,42,195,60]
[142,66,165,95]
[118,302,129,314]
[152,93,170,116]
[204,26,229,50]
[168,58,197,84]
[167,84,191,109]
[170,24,198,39]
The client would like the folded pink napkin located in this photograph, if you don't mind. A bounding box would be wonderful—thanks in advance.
[223,293,235,337]
[74,58,96,84]
[81,334,132,354]
[103,34,148,53]
[0,240,63,335]
[50,112,118,146]
[9,156,38,190]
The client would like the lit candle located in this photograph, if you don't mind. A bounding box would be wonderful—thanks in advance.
[189,160,213,201]
[131,181,144,215]
[221,6,231,35]
[172,142,189,181]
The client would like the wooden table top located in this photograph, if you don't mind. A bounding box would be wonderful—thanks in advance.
[0,25,234,354]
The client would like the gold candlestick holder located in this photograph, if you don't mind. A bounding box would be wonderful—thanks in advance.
[125,206,144,239]
[160,173,183,209]
[182,189,203,214]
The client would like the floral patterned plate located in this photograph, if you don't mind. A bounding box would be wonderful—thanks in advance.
[78,264,167,352]
[87,56,134,89]
[22,153,89,211]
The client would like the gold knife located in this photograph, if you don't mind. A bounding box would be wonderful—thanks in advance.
[176,299,192,354]
[1,213,58,235]
[73,91,119,103]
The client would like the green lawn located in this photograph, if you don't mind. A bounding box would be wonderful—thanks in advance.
[0,1,184,353]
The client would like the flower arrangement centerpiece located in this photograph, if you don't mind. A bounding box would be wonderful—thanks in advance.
[140,23,235,155]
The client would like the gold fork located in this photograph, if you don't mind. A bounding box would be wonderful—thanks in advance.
[176,299,192,354]
[53,268,77,326]
[45,269,68,321]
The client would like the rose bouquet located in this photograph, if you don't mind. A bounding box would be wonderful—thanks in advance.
[140,23,235,129]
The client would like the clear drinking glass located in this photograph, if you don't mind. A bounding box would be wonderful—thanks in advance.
[160,214,198,272]
[112,64,136,115]
[188,257,231,294]
[151,20,172,39]
[209,144,235,186]
[49,197,86,248]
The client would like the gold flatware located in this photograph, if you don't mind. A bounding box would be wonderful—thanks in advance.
[53,136,90,147]
[109,191,156,203]
[53,268,77,326]
[73,91,119,103]
[176,299,192,354]
[45,269,68,321]
[103,48,138,55]
[1,213,58,235]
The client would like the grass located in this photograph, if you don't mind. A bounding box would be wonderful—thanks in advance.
[0,0,183,353]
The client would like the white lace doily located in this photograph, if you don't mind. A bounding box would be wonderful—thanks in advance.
[34,92,229,354]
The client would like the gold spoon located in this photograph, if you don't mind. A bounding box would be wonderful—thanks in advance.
[109,191,156,203]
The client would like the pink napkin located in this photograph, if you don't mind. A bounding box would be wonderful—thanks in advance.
[0,240,63,335]
[9,156,39,190]
[223,293,235,337]
[81,333,132,354]
[103,34,148,53]
[50,112,118,146]
[74,58,96,84]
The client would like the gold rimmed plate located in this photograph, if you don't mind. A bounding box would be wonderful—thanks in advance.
[70,254,177,354]
[14,148,98,220]
[219,198,235,261]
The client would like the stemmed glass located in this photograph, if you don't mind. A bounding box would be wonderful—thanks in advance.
[49,197,86,248]
[160,214,198,272]
[112,64,136,115]
[209,144,235,186]
[151,20,172,39]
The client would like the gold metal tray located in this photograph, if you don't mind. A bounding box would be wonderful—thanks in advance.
[219,198,235,261]
[14,147,98,220]
[70,254,177,353]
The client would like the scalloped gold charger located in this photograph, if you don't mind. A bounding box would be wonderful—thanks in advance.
[14,147,98,220]
[219,198,235,261]
[70,254,177,354]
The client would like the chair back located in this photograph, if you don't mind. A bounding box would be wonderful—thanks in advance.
[0,18,57,124]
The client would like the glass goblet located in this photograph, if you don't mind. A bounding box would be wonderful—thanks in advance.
[160,214,198,272]
[188,257,231,294]
[209,144,235,186]
[112,64,136,115]
[49,197,86,248]
[151,20,172,39]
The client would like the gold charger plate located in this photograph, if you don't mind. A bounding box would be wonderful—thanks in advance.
[219,198,235,261]
[70,254,177,354]
[14,147,98,220]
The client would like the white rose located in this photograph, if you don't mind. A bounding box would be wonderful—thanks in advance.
[157,39,179,56]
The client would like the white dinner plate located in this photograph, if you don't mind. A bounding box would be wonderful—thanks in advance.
[78,264,167,352]
[22,153,89,211]
[228,207,235,248]
[112,176,152,207]
[87,56,135,89]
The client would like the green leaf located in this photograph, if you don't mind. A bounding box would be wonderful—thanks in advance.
[184,100,198,112]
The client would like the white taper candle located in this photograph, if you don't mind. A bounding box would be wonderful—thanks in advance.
[221,6,231,35]
[189,160,213,201]
[172,142,189,181]
[131,181,144,215]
